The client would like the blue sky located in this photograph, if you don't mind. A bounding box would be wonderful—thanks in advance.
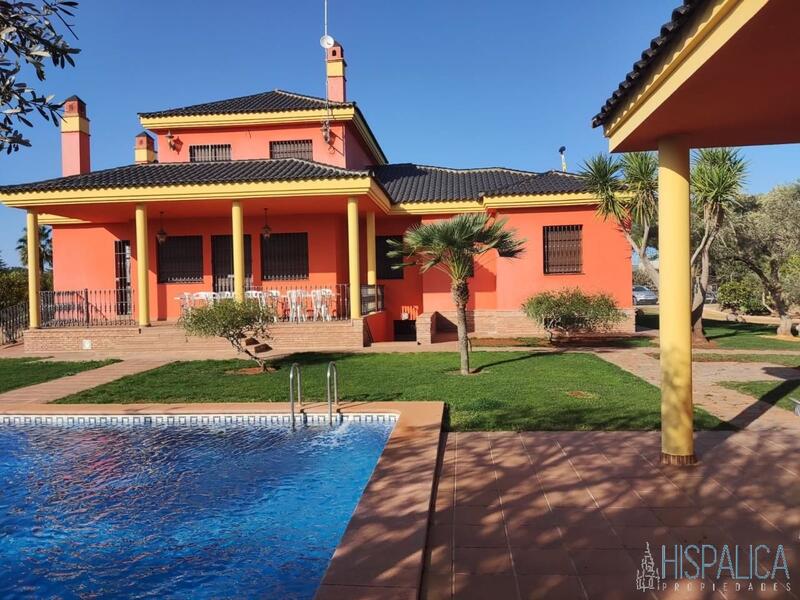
[1,0,798,266]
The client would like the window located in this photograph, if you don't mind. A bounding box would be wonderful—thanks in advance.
[543,225,582,274]
[114,240,132,315]
[269,140,313,161]
[377,236,403,280]
[157,236,204,283]
[188,144,231,162]
[261,233,309,280]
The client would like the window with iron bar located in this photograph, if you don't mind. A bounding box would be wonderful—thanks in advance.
[188,144,231,162]
[157,236,204,283]
[543,225,583,274]
[261,233,309,280]
[377,236,403,280]
[269,140,313,161]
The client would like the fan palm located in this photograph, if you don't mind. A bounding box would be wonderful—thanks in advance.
[16,225,52,272]
[388,213,524,375]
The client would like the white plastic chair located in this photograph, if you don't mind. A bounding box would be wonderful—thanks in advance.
[311,288,333,321]
[192,291,219,306]
[287,289,307,322]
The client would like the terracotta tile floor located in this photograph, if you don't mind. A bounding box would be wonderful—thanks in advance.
[422,431,798,600]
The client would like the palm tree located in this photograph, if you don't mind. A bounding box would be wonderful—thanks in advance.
[388,213,524,375]
[16,225,52,272]
[690,148,746,342]
[581,152,659,287]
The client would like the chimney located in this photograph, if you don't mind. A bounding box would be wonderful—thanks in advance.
[134,131,157,164]
[326,42,346,102]
[60,95,90,176]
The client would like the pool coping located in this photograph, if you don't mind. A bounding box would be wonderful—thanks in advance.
[0,400,444,599]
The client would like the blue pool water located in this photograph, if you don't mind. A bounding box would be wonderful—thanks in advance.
[0,417,394,599]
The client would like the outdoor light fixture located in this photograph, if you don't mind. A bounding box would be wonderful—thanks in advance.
[321,120,331,144]
[165,130,178,151]
[261,208,272,239]
[156,211,168,244]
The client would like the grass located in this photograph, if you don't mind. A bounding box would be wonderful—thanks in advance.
[636,311,800,351]
[470,336,654,349]
[0,357,119,394]
[57,351,726,432]
[719,380,800,413]
[647,352,800,368]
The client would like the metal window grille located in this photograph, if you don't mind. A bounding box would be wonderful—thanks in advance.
[114,240,132,315]
[376,236,403,280]
[543,225,583,274]
[269,140,313,161]
[260,233,309,280]
[188,144,231,162]
[157,236,204,283]
[212,234,252,292]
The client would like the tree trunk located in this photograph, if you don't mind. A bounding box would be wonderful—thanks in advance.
[690,246,712,344]
[452,280,470,375]
[777,315,795,337]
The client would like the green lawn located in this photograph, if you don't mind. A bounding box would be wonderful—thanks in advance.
[57,352,726,431]
[636,311,800,351]
[648,352,800,368]
[719,380,800,413]
[0,357,118,394]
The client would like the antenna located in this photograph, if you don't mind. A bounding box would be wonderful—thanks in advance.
[320,0,334,49]
[558,146,567,172]
[320,0,334,144]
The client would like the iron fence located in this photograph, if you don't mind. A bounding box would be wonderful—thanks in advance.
[40,288,136,328]
[0,302,29,345]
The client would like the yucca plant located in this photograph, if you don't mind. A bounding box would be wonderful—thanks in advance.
[388,213,524,375]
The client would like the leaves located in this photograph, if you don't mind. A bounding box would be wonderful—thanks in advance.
[522,288,624,340]
[1,1,80,152]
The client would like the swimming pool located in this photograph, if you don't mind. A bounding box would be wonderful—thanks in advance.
[0,415,394,599]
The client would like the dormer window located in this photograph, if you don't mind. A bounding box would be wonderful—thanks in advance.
[189,144,231,162]
[270,140,313,161]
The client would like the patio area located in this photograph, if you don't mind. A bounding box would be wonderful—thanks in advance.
[423,430,797,600]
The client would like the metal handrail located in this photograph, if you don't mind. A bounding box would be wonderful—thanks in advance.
[326,361,340,425]
[289,362,302,427]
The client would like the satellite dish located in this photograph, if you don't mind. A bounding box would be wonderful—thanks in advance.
[320,34,335,49]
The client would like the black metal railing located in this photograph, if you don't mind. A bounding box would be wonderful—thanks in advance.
[40,288,136,328]
[0,302,29,345]
[360,284,385,315]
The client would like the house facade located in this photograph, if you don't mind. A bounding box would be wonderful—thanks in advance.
[1,42,632,349]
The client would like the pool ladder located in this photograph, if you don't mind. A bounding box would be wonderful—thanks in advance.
[288,361,341,427]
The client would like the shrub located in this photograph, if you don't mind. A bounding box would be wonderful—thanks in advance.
[522,288,625,341]
[717,279,764,315]
[632,269,656,290]
[180,299,275,371]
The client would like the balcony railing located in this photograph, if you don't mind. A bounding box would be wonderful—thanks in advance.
[40,289,136,328]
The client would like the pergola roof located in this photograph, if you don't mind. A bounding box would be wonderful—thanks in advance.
[595,0,800,152]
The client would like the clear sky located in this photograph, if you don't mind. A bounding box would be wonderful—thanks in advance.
[1,0,798,266]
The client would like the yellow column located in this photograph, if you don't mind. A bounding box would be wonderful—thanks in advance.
[231,200,245,302]
[135,204,150,327]
[658,137,695,465]
[366,211,376,286]
[347,197,361,319]
[26,211,41,328]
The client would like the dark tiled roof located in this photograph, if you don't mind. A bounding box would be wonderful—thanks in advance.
[592,0,706,128]
[372,164,589,203]
[139,89,352,118]
[0,159,366,194]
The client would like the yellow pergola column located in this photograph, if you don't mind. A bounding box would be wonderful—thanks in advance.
[366,211,377,286]
[347,197,361,319]
[658,137,695,465]
[134,203,150,327]
[231,200,246,302]
[26,211,41,329]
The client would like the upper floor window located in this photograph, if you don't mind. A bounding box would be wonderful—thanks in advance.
[189,144,231,162]
[270,140,313,161]
[261,232,309,280]
[543,225,582,274]
[377,236,403,280]
[157,236,204,283]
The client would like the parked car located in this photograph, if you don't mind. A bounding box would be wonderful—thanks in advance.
[632,285,658,306]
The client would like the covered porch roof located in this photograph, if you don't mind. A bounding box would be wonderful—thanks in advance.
[593,0,800,151]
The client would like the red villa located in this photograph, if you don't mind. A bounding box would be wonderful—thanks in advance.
[0,42,633,351]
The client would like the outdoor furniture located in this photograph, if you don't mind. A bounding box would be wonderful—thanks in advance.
[286,289,307,322]
[311,288,334,321]
[192,291,219,305]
